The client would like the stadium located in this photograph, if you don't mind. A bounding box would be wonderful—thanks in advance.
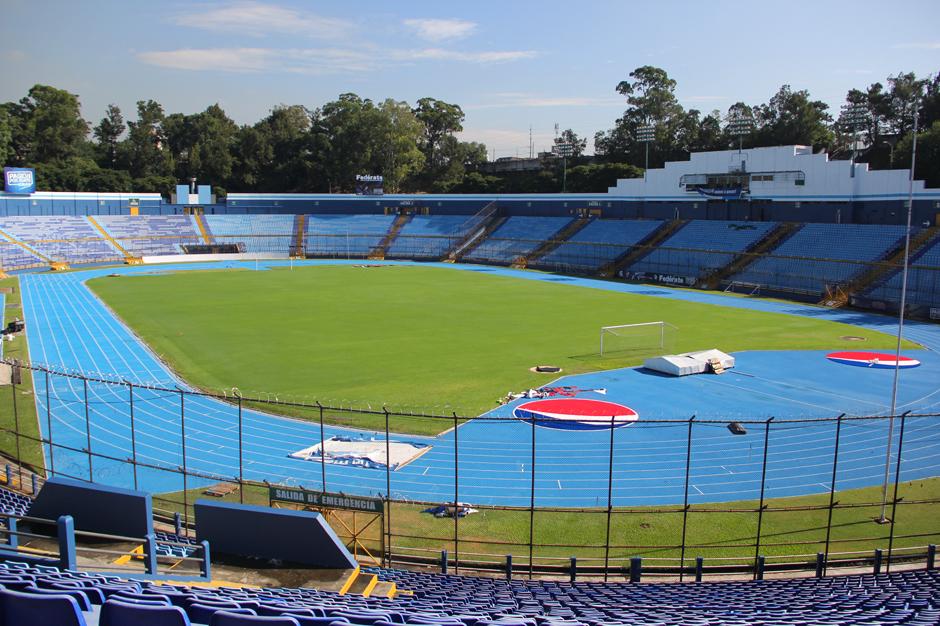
[1,1,940,620]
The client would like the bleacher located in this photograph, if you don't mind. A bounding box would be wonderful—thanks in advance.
[733,223,909,295]
[95,215,202,256]
[0,486,30,518]
[625,220,777,282]
[0,240,46,270]
[305,214,396,257]
[540,219,665,270]
[465,216,572,263]
[204,215,294,254]
[0,558,937,625]
[0,216,123,266]
[387,215,473,259]
[866,232,940,308]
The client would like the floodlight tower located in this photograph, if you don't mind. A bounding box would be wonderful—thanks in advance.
[840,103,870,178]
[636,124,655,180]
[727,114,754,157]
[553,141,575,192]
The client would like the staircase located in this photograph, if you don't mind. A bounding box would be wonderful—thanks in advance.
[87,216,135,263]
[522,217,593,268]
[442,202,504,262]
[290,214,306,257]
[834,226,940,304]
[598,219,687,279]
[0,228,56,269]
[339,566,404,599]
[700,222,803,290]
[369,214,412,260]
[193,214,213,245]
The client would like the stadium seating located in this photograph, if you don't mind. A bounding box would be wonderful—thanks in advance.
[387,216,474,259]
[732,223,910,295]
[305,214,396,257]
[0,216,123,265]
[540,219,665,270]
[0,558,938,626]
[205,215,295,254]
[96,215,203,256]
[0,485,31,517]
[465,217,572,263]
[866,232,940,308]
[0,240,46,270]
[626,220,777,281]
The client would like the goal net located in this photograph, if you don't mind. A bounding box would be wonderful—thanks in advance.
[599,321,677,357]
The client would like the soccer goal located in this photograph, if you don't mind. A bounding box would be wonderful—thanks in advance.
[599,321,677,357]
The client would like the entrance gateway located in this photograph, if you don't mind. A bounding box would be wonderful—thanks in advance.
[269,486,385,566]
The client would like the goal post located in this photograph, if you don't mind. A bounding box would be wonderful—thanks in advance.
[599,321,677,357]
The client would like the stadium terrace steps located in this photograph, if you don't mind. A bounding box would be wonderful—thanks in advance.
[291,214,305,256]
[0,226,53,267]
[386,215,472,259]
[306,214,398,257]
[845,225,939,299]
[443,201,505,261]
[193,214,213,245]
[537,218,665,271]
[865,228,940,307]
[204,214,295,254]
[523,216,592,267]
[599,218,687,278]
[703,221,803,290]
[86,215,133,261]
[369,213,412,260]
[466,215,572,265]
[95,215,203,257]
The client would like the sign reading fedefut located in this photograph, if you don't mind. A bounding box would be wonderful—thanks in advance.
[3,168,36,195]
[355,174,384,196]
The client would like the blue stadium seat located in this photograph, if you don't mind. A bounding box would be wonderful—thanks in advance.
[100,599,192,626]
[0,588,88,626]
[210,611,300,625]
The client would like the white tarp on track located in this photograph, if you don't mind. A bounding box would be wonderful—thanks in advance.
[644,349,735,376]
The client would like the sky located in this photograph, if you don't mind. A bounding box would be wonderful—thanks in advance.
[1,0,938,158]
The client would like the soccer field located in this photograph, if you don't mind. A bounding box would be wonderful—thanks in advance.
[87,264,910,425]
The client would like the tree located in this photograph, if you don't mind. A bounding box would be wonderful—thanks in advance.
[125,99,174,180]
[555,129,587,158]
[372,99,425,193]
[13,85,89,163]
[752,85,832,149]
[566,162,642,192]
[896,120,940,189]
[413,98,464,173]
[0,107,12,166]
[93,104,125,168]
[164,104,238,187]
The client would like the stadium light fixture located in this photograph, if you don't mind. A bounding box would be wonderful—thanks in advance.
[840,103,870,178]
[636,124,655,180]
[880,103,919,524]
[727,114,754,155]
[553,141,575,192]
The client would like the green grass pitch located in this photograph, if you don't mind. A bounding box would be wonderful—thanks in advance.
[87,264,913,434]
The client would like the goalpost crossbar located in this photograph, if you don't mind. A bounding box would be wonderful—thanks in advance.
[599,321,677,356]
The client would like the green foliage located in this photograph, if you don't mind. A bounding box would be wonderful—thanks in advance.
[566,162,642,192]
[896,120,940,189]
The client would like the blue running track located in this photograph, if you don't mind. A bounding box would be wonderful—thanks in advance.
[18,260,940,507]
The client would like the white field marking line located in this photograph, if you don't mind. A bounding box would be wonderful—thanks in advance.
[732,369,889,410]
[422,467,429,476]
[705,377,856,414]
[557,480,562,490]
[819,483,831,491]
[691,485,703,495]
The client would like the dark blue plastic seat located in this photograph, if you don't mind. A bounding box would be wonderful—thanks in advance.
[23,584,93,610]
[0,588,88,626]
[100,599,192,626]
[210,611,301,625]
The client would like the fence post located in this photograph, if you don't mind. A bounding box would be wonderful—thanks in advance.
[200,540,211,579]
[237,394,244,505]
[179,390,188,536]
[144,533,157,575]
[603,415,615,582]
[453,412,459,575]
[128,382,138,491]
[885,412,907,573]
[873,548,883,575]
[927,544,935,570]
[569,556,576,583]
[506,554,512,580]
[4,465,9,487]
[7,517,18,549]
[815,552,825,578]
[83,377,93,482]
[441,549,448,574]
[679,416,695,582]
[823,414,843,575]
[31,474,38,496]
[695,556,703,582]
[753,417,774,579]
[755,555,765,580]
[318,402,326,493]
[528,414,536,579]
[384,408,391,568]
[45,371,55,476]
[629,556,641,583]
[174,512,182,536]
[57,515,76,571]
[11,365,21,471]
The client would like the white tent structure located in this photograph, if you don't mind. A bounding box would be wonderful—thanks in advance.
[644,349,735,377]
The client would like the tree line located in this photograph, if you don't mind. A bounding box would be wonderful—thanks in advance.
[0,66,937,198]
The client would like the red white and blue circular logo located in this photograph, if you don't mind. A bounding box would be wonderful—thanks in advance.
[513,398,638,430]
[826,351,921,369]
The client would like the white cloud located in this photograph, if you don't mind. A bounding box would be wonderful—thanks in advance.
[138,45,535,74]
[892,42,940,49]
[171,1,352,38]
[403,18,477,42]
